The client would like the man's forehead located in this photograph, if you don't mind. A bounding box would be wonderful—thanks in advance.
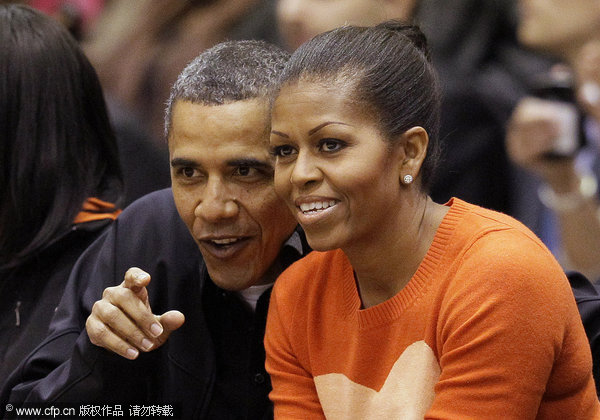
[171,99,270,127]
[169,99,271,153]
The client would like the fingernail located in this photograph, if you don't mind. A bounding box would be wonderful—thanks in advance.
[126,348,139,359]
[141,338,153,351]
[150,323,163,337]
[134,272,148,281]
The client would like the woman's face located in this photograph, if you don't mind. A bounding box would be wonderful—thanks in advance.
[270,80,406,251]
[517,0,600,59]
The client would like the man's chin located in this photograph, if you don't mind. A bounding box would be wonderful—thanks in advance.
[206,267,257,291]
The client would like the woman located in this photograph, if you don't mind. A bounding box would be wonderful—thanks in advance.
[275,0,552,216]
[265,21,600,418]
[0,4,122,387]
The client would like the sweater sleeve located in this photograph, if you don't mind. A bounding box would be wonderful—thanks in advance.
[265,274,326,419]
[426,230,598,419]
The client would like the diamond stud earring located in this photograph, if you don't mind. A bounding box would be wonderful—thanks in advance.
[403,174,413,184]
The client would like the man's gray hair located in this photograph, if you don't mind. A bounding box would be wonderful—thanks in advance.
[164,40,290,139]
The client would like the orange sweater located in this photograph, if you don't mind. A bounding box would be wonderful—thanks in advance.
[265,198,600,419]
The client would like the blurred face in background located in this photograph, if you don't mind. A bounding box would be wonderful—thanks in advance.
[517,0,600,59]
[276,0,418,51]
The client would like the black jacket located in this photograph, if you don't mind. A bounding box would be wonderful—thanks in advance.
[0,217,114,391]
[568,271,600,396]
[1,188,305,419]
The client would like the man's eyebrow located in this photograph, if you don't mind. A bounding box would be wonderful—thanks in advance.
[171,157,198,167]
[227,158,273,170]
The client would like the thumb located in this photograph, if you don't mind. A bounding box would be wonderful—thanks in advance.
[153,311,185,347]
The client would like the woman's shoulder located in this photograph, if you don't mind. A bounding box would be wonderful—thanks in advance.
[440,199,569,294]
[447,198,549,252]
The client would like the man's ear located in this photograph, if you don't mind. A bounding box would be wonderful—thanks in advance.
[398,126,429,184]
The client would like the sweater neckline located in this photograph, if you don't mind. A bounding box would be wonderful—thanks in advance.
[341,198,471,329]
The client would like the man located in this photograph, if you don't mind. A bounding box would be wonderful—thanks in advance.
[0,40,305,419]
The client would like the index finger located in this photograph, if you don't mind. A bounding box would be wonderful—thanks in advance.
[123,267,151,293]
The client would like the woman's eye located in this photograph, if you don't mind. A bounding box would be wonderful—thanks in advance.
[319,139,344,152]
[272,145,296,157]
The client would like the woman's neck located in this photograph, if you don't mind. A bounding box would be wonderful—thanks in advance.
[345,195,448,309]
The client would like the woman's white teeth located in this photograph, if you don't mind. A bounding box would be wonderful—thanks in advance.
[212,238,238,245]
[300,200,336,213]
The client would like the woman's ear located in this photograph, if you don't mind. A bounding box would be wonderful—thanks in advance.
[398,126,429,185]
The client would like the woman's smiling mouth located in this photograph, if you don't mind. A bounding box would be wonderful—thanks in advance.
[299,200,337,214]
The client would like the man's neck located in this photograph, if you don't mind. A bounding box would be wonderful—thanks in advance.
[237,282,275,311]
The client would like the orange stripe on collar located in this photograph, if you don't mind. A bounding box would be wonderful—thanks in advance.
[73,197,122,224]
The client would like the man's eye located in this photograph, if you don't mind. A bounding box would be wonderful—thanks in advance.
[182,167,197,178]
[319,139,344,152]
[234,166,256,176]
[272,145,296,157]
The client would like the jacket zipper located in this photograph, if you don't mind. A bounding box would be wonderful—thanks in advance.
[15,300,21,327]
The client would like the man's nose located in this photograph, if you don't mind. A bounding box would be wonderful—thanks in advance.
[194,179,239,222]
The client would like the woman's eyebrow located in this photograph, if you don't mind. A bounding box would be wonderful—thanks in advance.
[308,121,350,135]
[271,130,289,138]
[271,121,352,138]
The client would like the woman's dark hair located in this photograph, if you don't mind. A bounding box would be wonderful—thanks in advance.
[0,4,123,268]
[277,20,441,191]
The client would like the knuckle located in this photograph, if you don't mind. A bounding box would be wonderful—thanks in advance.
[102,286,118,300]
[87,319,108,346]
[102,304,122,324]
[91,299,102,314]
[103,285,130,302]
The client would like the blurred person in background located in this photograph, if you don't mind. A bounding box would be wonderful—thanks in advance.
[35,0,172,206]
[26,0,106,41]
[81,0,281,141]
[3,0,172,207]
[58,0,280,206]
[0,4,123,388]
[506,0,600,395]
[506,0,600,282]
[275,0,553,214]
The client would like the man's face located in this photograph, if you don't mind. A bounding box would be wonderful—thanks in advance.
[169,99,298,291]
[517,0,600,58]
[276,0,417,51]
